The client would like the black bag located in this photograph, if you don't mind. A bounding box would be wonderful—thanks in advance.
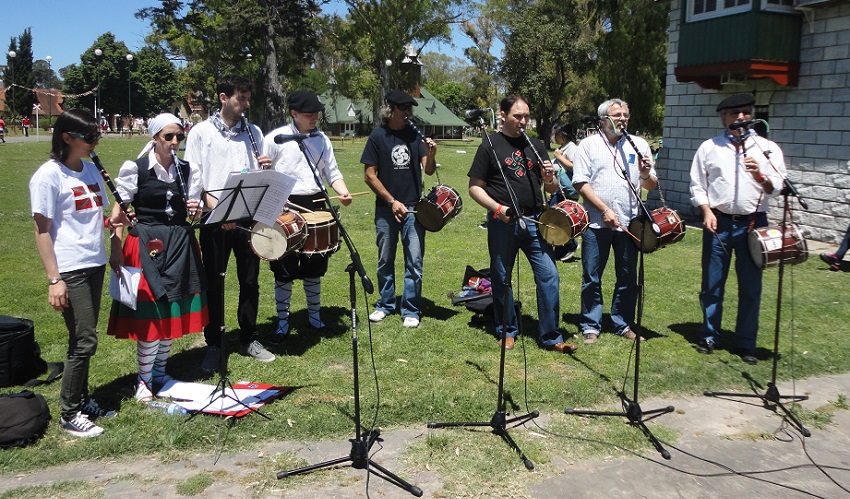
[0,316,62,388]
[0,390,51,448]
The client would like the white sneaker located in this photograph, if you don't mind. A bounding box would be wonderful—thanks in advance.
[369,310,387,322]
[60,412,104,438]
[135,381,154,402]
[403,316,420,328]
[240,340,276,362]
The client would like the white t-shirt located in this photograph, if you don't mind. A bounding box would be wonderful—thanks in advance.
[29,159,110,272]
[263,124,343,196]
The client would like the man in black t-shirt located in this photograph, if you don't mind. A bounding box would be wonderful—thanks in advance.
[468,95,576,354]
[362,90,437,328]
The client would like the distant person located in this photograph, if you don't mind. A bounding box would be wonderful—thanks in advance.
[22,116,31,137]
[0,117,6,143]
[30,109,130,437]
[689,93,786,365]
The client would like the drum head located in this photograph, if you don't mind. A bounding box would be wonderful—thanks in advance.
[302,211,335,225]
[539,210,573,246]
[415,199,445,232]
[629,218,659,253]
[250,222,287,261]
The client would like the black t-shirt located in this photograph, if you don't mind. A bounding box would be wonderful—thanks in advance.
[361,125,426,205]
[467,132,548,212]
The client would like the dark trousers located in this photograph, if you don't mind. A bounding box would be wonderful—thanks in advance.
[199,225,259,346]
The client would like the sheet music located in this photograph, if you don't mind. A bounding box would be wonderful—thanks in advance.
[206,169,295,226]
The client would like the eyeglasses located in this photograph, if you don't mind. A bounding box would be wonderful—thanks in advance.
[68,132,100,144]
[396,104,412,111]
[162,133,186,142]
[607,112,630,119]
[723,108,753,116]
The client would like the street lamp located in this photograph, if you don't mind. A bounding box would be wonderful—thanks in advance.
[383,59,392,100]
[94,48,102,123]
[126,54,133,131]
[45,55,52,127]
[7,50,15,124]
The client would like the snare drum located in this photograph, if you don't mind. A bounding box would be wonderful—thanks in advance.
[629,207,686,253]
[249,211,307,261]
[748,224,808,270]
[539,200,589,246]
[415,185,463,232]
[301,211,340,256]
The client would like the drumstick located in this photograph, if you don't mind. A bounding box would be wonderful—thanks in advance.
[286,200,315,213]
[236,226,271,238]
[313,191,370,203]
[521,216,559,232]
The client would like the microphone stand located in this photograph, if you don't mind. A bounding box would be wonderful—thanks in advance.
[276,134,422,496]
[427,117,539,470]
[565,121,673,460]
[704,124,810,437]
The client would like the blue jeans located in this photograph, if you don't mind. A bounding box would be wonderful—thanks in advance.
[374,205,425,319]
[59,265,105,419]
[579,227,638,336]
[487,214,563,347]
[700,213,767,350]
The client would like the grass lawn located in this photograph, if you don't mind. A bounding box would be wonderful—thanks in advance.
[0,135,847,495]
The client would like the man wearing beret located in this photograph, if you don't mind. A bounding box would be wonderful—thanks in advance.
[263,90,353,343]
[689,93,786,365]
[362,90,437,328]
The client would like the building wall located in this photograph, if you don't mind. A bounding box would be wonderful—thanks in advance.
[662,1,850,244]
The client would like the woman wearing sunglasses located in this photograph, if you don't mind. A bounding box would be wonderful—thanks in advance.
[30,109,130,437]
[106,113,208,402]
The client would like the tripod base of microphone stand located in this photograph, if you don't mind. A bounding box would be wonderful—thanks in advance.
[276,428,423,497]
[427,409,540,470]
[704,383,811,437]
[566,395,674,460]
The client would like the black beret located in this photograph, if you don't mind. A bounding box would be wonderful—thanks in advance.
[716,93,755,112]
[288,91,324,113]
[385,90,418,107]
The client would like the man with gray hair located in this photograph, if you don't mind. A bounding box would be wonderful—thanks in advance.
[689,93,785,365]
[572,98,657,344]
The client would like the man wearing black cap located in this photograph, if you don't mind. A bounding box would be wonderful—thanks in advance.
[689,93,786,365]
[362,90,437,328]
[263,90,353,343]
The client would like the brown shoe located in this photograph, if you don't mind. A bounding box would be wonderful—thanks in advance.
[544,342,578,354]
[499,337,515,350]
[622,328,645,342]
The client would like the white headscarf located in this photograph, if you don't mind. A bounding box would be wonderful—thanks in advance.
[137,113,184,159]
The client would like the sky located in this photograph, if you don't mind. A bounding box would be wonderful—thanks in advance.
[1,1,485,75]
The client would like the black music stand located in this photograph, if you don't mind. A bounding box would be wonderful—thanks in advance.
[565,123,674,460]
[704,180,810,437]
[276,134,421,496]
[186,176,276,423]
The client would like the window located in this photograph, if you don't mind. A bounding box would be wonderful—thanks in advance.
[688,0,750,22]
[763,0,796,13]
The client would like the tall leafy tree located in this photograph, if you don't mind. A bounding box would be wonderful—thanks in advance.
[62,34,135,117]
[4,28,37,121]
[421,52,476,116]
[461,14,502,108]
[138,0,321,129]
[595,0,667,134]
[32,59,62,89]
[133,46,183,117]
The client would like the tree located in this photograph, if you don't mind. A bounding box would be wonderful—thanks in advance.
[4,28,37,121]
[138,0,322,129]
[460,13,502,108]
[133,46,184,117]
[62,34,135,118]
[595,0,667,134]
[32,59,61,89]
[500,0,602,144]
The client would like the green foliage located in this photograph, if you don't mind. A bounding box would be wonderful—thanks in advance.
[61,33,135,117]
[4,28,37,122]
[132,46,182,117]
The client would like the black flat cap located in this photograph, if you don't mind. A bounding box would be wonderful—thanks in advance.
[716,93,755,112]
[288,91,324,113]
[385,90,418,106]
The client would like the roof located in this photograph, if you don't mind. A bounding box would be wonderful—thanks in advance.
[318,88,466,127]
[320,93,371,125]
[410,88,467,127]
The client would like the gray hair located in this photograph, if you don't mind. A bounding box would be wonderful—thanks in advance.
[379,103,393,125]
[598,98,628,117]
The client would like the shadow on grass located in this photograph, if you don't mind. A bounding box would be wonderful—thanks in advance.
[669,321,776,362]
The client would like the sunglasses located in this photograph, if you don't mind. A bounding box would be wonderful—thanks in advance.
[396,104,412,111]
[68,132,100,144]
[162,132,186,142]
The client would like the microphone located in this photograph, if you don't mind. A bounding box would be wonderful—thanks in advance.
[729,119,758,131]
[274,131,322,144]
[581,115,602,124]
[464,108,491,119]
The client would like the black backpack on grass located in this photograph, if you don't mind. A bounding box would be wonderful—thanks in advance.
[0,390,51,448]
[0,316,62,388]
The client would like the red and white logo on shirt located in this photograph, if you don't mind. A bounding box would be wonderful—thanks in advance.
[72,184,104,211]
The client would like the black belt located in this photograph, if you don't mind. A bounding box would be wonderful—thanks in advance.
[712,209,765,222]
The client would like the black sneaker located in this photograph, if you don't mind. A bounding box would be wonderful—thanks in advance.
[60,412,104,438]
[696,339,715,354]
[734,348,758,365]
[82,398,117,419]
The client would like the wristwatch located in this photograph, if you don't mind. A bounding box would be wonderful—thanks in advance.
[48,277,64,285]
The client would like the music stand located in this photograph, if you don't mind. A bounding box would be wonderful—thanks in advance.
[564,123,674,460]
[275,134,421,496]
[186,170,291,422]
